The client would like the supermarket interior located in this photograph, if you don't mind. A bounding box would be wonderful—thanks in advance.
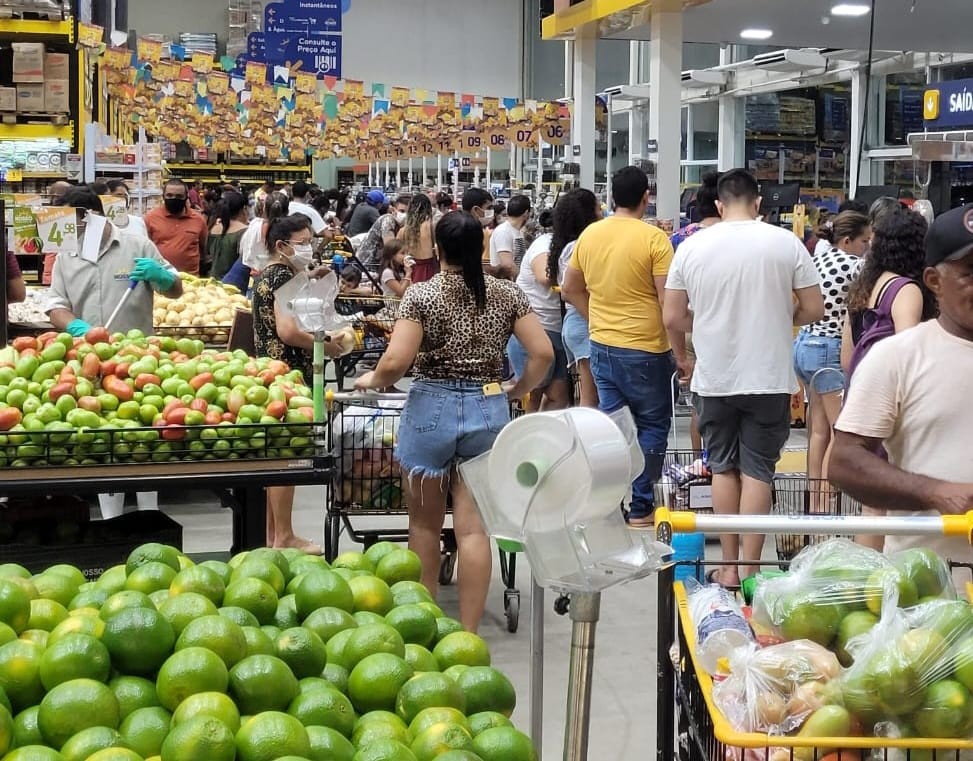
[2,0,973,760]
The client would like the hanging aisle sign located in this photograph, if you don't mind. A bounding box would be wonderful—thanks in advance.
[263,32,341,77]
[923,77,973,130]
[264,0,342,32]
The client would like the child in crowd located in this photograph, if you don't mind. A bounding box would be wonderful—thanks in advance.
[379,239,414,298]
[339,265,377,296]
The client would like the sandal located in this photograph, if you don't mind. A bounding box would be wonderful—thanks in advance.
[626,514,655,529]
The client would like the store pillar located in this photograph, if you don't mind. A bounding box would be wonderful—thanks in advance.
[572,22,597,189]
[629,41,649,166]
[648,3,683,224]
[717,45,745,171]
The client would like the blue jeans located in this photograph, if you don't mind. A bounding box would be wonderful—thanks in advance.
[793,331,845,394]
[589,341,675,519]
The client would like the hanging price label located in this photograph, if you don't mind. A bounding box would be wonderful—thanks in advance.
[33,207,79,255]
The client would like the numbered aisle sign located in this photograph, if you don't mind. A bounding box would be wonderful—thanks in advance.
[542,121,570,146]
[485,131,507,150]
[33,206,79,255]
[507,126,537,148]
[458,131,484,154]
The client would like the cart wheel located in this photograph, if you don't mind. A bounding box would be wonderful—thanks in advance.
[324,513,341,562]
[439,553,456,586]
[504,590,520,633]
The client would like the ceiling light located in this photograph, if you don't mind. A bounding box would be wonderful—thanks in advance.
[740,28,773,40]
[831,3,871,16]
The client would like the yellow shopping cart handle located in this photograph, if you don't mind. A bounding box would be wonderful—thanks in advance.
[654,507,973,544]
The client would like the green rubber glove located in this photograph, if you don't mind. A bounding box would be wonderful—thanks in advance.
[131,257,176,290]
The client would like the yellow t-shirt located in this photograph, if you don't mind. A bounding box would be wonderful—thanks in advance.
[569,216,674,353]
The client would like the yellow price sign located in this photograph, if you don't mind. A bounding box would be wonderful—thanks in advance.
[4,169,23,183]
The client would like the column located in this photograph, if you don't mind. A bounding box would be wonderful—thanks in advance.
[717,44,745,170]
[648,3,683,223]
[849,68,868,199]
[629,40,649,165]
[572,22,597,189]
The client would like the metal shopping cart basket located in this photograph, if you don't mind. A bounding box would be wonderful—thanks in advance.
[654,510,973,761]
[326,391,524,632]
[331,295,400,389]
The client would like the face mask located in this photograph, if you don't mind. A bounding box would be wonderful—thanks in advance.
[164,198,187,214]
[396,211,407,225]
[289,243,314,269]
[481,208,495,224]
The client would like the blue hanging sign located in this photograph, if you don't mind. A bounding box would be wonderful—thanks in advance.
[246,32,267,62]
[924,78,973,129]
[263,32,341,78]
[264,0,342,33]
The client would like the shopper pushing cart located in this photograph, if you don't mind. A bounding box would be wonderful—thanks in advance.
[354,211,553,632]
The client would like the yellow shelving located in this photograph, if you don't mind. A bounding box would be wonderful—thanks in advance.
[0,17,74,41]
[0,122,73,141]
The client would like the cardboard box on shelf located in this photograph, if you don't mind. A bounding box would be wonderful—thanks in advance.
[0,87,16,112]
[12,43,45,83]
[142,144,162,164]
[16,84,45,112]
[43,80,69,113]
[44,52,70,80]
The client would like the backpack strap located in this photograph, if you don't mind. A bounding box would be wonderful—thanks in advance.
[873,276,913,317]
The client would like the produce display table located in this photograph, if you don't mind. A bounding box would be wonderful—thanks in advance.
[0,455,334,555]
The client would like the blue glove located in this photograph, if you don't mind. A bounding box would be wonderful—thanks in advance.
[66,319,90,338]
[131,258,176,290]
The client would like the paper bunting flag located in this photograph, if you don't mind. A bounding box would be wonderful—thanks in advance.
[136,37,163,64]
[207,72,229,95]
[245,61,267,85]
[373,99,390,117]
[295,72,317,94]
[103,47,133,71]
[77,22,104,49]
[390,87,410,108]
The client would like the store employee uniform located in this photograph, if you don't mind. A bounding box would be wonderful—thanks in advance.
[46,224,177,335]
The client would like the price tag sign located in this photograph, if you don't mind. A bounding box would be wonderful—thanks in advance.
[5,169,22,183]
[33,206,79,255]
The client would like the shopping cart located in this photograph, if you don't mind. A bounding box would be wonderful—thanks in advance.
[655,510,973,761]
[331,295,400,389]
[326,391,523,632]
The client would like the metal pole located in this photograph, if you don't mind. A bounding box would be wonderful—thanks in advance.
[407,158,413,189]
[537,135,544,196]
[486,147,492,188]
[529,579,544,761]
[422,156,428,188]
[453,151,460,200]
[563,592,600,761]
[474,152,481,188]
[384,160,390,189]
[606,93,613,207]
[437,155,443,190]
[396,159,401,189]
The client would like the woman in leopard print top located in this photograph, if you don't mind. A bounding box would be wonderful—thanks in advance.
[356,211,553,632]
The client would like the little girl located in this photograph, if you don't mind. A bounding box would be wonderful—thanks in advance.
[379,239,414,298]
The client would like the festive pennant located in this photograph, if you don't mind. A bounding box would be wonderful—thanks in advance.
[372,99,390,117]
[245,61,267,85]
[390,86,410,108]
[136,37,162,64]
[371,83,385,97]
[77,22,104,49]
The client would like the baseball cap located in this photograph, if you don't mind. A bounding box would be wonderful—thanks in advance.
[925,202,973,267]
[367,190,386,205]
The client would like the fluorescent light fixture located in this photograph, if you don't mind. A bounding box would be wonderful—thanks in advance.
[831,3,871,16]
[740,28,773,40]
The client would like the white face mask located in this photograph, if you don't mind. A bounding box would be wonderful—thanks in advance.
[481,208,495,224]
[396,211,407,224]
[289,243,314,269]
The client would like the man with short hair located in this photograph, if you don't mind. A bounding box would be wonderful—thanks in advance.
[144,179,209,275]
[288,180,327,236]
[562,166,683,528]
[664,168,824,586]
[347,190,386,237]
[356,195,410,269]
[489,194,531,279]
[830,203,973,588]
[461,187,495,268]
[187,180,204,212]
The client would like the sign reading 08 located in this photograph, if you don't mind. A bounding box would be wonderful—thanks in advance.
[924,78,973,130]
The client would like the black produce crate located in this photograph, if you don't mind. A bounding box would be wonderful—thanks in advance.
[0,511,183,580]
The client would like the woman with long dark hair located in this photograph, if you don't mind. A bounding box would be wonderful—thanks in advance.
[208,190,249,284]
[355,212,553,632]
[841,206,935,550]
[397,193,438,284]
[548,188,602,407]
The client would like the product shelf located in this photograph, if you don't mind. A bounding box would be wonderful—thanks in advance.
[0,17,73,40]
[0,122,73,141]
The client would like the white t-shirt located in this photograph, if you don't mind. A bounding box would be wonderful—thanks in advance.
[288,200,327,234]
[666,220,819,396]
[115,214,147,237]
[514,233,561,333]
[381,267,400,297]
[836,320,973,584]
[489,221,526,270]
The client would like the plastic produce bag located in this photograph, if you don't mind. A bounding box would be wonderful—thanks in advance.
[714,639,842,735]
[839,597,973,739]
[275,271,356,355]
[330,403,404,510]
[752,540,954,650]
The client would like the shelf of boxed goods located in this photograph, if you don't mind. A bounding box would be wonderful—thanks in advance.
[0,18,74,40]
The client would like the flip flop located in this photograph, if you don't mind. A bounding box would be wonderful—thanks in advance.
[626,515,655,529]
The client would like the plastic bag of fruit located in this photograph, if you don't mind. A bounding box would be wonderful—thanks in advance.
[752,540,954,650]
[713,639,842,735]
[839,596,973,739]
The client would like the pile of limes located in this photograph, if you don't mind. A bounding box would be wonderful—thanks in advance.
[0,542,535,761]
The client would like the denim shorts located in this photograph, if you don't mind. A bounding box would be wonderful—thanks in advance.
[507,331,568,387]
[561,309,591,366]
[793,331,845,394]
[394,379,510,479]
